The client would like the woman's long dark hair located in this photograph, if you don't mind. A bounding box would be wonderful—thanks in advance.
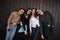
[30,8,37,18]
[24,8,32,19]
[25,8,31,15]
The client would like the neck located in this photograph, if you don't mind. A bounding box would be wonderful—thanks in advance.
[32,14,34,16]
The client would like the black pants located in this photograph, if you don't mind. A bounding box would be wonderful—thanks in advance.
[14,32,25,40]
[43,29,52,40]
[13,24,25,40]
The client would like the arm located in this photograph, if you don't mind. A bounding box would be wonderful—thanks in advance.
[7,12,14,30]
[20,14,27,35]
[7,12,14,25]
[47,11,55,27]
[20,14,26,30]
[51,15,55,27]
[39,20,44,39]
[29,18,32,33]
[47,11,55,31]
[50,14,55,32]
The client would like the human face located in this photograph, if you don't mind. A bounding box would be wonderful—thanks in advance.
[32,9,35,15]
[20,9,24,14]
[27,9,31,15]
[37,9,43,15]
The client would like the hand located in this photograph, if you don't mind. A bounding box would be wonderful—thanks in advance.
[52,25,54,27]
[20,22,23,26]
[25,15,28,18]
[24,30,27,35]
[30,30,32,33]
[41,34,44,39]
[30,30,32,36]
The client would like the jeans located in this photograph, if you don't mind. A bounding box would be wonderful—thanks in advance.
[18,26,24,33]
[25,25,27,31]
[18,25,27,33]
[32,27,40,40]
[5,24,17,40]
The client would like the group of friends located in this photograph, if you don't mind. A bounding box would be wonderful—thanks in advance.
[5,8,54,40]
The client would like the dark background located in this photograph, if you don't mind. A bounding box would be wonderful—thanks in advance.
[0,0,60,40]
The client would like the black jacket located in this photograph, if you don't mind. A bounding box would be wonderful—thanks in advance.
[20,14,26,30]
[39,11,54,33]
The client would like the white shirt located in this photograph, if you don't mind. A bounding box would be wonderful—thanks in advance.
[29,16,40,31]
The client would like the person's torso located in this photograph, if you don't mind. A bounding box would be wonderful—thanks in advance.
[40,12,51,26]
[30,16,40,27]
[11,13,20,24]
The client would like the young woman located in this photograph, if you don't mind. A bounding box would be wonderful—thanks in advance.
[25,9,32,33]
[29,8,41,40]
[23,9,32,40]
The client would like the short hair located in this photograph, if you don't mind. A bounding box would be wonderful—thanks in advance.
[19,8,24,10]
[36,9,44,12]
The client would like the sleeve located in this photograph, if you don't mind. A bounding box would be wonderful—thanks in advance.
[50,14,55,27]
[20,14,26,30]
[39,21,43,35]
[50,14,55,32]
[47,11,55,27]
[47,11,55,32]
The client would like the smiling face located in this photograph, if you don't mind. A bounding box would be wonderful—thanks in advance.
[27,9,31,15]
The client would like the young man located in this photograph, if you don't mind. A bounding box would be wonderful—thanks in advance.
[37,9,54,40]
[19,8,27,35]
[14,8,27,40]
[5,11,20,40]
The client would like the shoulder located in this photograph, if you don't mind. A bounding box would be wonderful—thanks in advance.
[11,11,18,15]
[44,11,52,15]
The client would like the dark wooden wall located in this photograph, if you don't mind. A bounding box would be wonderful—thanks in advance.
[0,0,60,40]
